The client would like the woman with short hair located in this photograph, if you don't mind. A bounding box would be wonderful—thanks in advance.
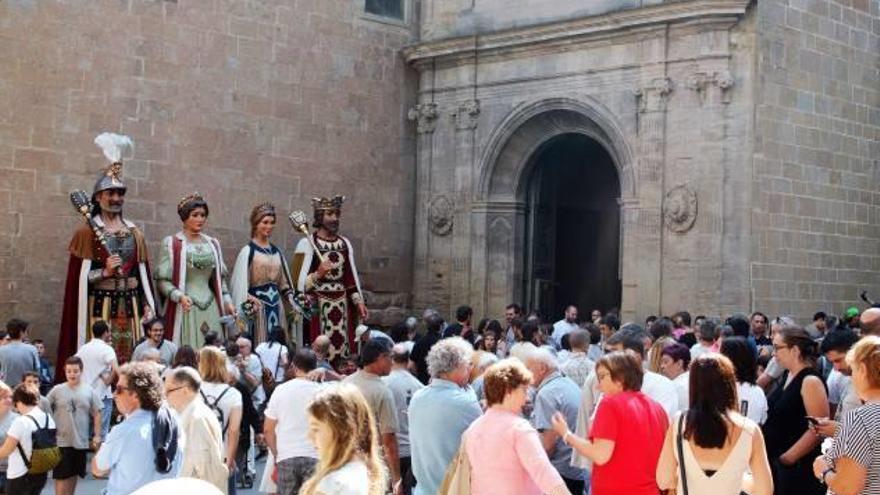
[762,326,829,495]
[552,350,668,495]
[463,359,570,495]
[813,335,880,494]
[299,384,387,495]
[656,354,773,495]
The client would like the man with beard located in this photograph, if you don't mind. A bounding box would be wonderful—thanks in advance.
[57,133,156,381]
[291,196,368,360]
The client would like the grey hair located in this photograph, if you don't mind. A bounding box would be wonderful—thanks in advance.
[526,347,558,370]
[476,351,499,371]
[171,366,202,392]
[427,337,473,378]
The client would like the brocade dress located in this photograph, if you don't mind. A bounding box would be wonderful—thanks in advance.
[157,233,232,349]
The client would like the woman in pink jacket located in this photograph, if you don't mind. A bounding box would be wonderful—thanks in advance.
[463,359,571,495]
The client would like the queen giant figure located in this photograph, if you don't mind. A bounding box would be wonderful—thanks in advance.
[230,203,298,346]
[156,193,235,348]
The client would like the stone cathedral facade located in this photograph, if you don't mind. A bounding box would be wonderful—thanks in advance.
[0,0,877,349]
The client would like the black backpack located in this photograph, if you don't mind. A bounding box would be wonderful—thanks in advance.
[16,414,61,474]
[200,386,231,437]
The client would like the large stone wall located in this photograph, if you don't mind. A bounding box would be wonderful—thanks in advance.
[752,0,880,319]
[0,0,418,353]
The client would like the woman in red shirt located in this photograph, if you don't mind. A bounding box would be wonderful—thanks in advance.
[552,349,668,495]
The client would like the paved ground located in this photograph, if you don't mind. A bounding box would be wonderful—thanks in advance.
[41,457,270,494]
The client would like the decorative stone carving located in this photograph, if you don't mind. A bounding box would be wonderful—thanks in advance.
[407,102,439,134]
[714,70,734,104]
[428,195,454,235]
[450,99,480,130]
[684,70,734,104]
[634,77,672,113]
[664,184,698,233]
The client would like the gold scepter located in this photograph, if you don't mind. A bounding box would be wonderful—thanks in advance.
[288,210,327,263]
[69,190,123,276]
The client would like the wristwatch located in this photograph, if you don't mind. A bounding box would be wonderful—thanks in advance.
[821,466,836,484]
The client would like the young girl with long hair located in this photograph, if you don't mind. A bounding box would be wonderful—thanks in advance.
[300,384,388,495]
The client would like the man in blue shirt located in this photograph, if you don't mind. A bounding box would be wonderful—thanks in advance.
[93,362,181,494]
[527,347,589,494]
[408,337,482,495]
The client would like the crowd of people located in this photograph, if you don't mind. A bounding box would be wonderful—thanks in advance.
[0,302,878,494]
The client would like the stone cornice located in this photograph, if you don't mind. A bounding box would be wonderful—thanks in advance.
[403,0,750,66]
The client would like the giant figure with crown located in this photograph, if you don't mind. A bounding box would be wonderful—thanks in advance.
[291,195,368,360]
[56,134,157,380]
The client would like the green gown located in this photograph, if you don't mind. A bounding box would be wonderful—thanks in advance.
[157,234,231,350]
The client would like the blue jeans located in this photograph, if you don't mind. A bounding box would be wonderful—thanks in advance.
[227,467,237,495]
[101,397,113,438]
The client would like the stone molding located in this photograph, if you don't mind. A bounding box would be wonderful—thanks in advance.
[404,0,750,65]
[407,102,439,134]
[450,99,481,130]
[635,77,673,113]
[685,70,735,104]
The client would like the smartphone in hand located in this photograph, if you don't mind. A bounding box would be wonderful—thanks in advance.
[806,416,819,426]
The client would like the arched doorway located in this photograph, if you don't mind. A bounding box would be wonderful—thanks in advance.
[474,98,643,321]
[523,133,621,318]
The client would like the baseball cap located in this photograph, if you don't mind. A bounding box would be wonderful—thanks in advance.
[355,324,370,340]
[845,307,860,319]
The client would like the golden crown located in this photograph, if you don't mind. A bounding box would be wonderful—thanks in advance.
[177,192,204,211]
[311,195,345,211]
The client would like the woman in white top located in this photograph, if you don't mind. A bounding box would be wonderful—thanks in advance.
[300,384,387,495]
[657,354,773,495]
[0,383,57,495]
[721,337,769,424]
[199,346,243,491]
[255,327,289,383]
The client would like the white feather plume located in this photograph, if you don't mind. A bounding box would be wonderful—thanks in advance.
[93,132,133,163]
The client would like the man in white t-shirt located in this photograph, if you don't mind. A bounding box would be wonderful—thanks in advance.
[0,383,57,494]
[75,320,118,439]
[550,305,579,350]
[265,349,325,495]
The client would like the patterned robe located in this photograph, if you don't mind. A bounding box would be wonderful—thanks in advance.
[291,232,364,360]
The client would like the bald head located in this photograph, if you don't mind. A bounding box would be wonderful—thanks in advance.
[313,335,331,358]
[861,308,880,336]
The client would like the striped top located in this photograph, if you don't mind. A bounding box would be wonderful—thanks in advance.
[826,402,880,494]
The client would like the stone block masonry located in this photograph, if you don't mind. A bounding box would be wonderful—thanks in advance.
[0,0,418,355]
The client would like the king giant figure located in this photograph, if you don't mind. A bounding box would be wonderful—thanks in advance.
[56,133,156,380]
[291,196,368,360]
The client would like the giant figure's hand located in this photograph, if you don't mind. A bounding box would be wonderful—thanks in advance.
[358,302,369,321]
[315,259,333,279]
[102,254,122,277]
[180,295,193,312]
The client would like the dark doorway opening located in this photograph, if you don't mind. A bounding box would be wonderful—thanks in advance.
[524,133,621,320]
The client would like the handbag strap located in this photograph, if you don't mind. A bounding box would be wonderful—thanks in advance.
[677,413,689,495]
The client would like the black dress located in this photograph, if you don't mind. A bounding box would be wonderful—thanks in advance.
[762,368,825,495]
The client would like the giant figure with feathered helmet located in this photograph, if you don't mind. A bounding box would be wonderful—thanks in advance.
[57,133,158,383]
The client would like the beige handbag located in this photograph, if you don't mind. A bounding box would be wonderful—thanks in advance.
[437,437,471,495]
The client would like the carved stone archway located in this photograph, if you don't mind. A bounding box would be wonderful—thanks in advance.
[470,97,639,318]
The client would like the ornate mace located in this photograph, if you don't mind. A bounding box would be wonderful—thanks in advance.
[288,210,327,263]
[69,190,123,276]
